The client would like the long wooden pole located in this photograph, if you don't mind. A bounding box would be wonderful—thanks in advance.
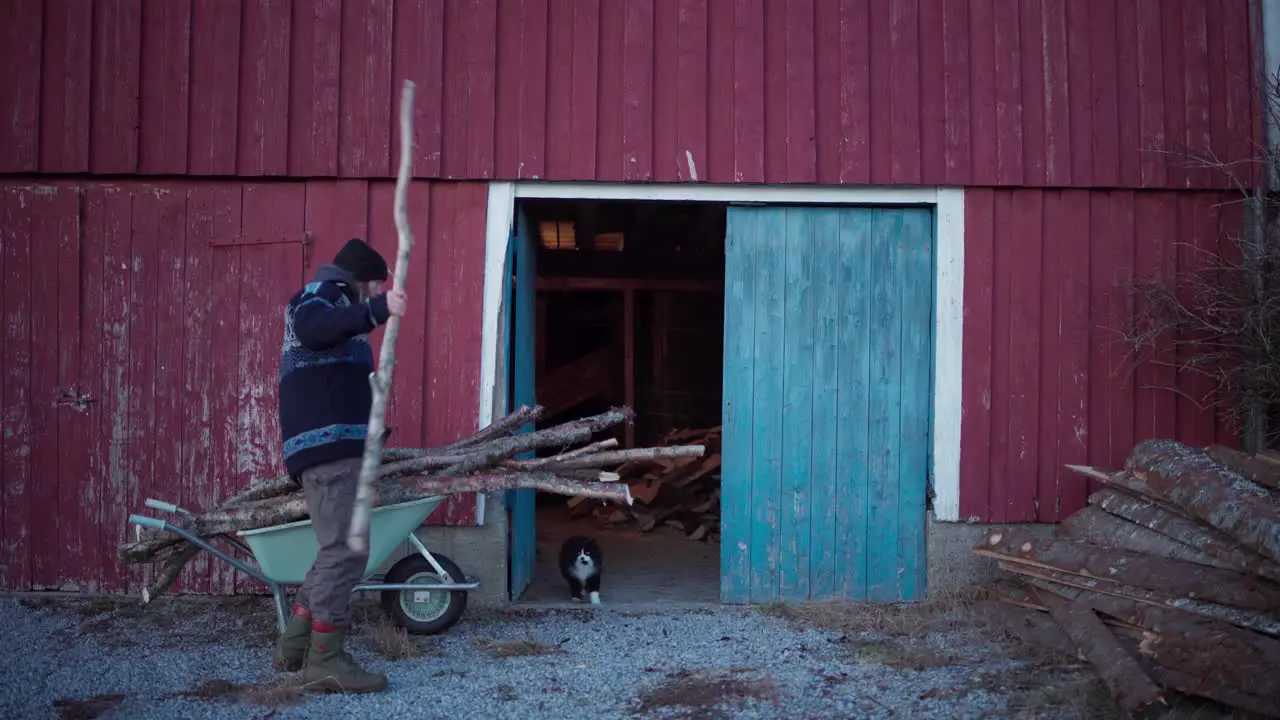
[348,79,416,552]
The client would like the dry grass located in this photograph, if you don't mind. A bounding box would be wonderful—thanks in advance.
[840,637,963,670]
[759,587,988,638]
[165,678,305,707]
[955,661,1124,720]
[633,668,777,720]
[364,617,428,661]
[757,591,996,673]
[51,692,128,720]
[474,638,564,658]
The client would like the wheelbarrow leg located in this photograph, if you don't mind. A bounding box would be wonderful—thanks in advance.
[268,582,290,635]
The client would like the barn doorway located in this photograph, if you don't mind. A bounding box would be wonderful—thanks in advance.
[487,182,963,608]
[510,198,727,605]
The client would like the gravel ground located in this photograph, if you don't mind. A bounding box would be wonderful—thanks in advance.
[0,594,1114,720]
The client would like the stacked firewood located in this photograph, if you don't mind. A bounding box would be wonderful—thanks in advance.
[117,406,704,602]
[568,426,723,542]
[977,438,1280,718]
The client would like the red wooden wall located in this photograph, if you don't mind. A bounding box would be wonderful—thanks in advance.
[960,188,1240,523]
[0,179,486,593]
[0,0,1260,190]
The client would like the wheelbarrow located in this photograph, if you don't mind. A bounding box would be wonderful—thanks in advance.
[127,494,480,636]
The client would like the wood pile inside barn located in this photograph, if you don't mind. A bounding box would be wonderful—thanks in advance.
[568,425,723,542]
[976,438,1280,718]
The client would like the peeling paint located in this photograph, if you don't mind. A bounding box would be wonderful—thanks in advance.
[55,389,95,412]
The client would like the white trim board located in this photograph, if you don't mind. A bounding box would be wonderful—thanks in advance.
[478,182,965,524]
[472,183,516,525]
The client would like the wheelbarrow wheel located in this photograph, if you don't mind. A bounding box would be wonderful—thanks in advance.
[380,552,468,636]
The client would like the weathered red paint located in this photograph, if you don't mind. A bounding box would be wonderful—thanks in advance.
[0,0,1261,188]
[960,189,1241,524]
[0,0,1267,585]
[0,179,484,593]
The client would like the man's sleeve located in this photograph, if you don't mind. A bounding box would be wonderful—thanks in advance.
[291,282,391,350]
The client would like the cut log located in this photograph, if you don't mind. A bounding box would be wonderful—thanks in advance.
[1065,465,1192,517]
[1056,505,1226,568]
[999,561,1280,637]
[437,404,544,451]
[439,407,636,477]
[395,473,631,504]
[983,601,1280,718]
[1205,444,1280,492]
[1125,439,1280,565]
[992,585,1148,636]
[121,474,631,588]
[141,544,201,604]
[1037,589,1166,715]
[543,445,706,471]
[975,528,1280,612]
[1147,665,1280,719]
[1031,580,1280,702]
[629,479,662,505]
[674,454,722,488]
[1089,488,1280,583]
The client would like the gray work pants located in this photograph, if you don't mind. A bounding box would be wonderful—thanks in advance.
[293,457,370,628]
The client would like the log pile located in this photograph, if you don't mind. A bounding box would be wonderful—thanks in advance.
[567,426,723,542]
[119,406,705,601]
[976,438,1280,718]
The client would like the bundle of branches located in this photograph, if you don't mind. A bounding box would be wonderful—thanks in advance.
[119,405,705,602]
[976,438,1280,718]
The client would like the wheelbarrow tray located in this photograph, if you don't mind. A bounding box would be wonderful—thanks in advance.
[235,495,445,585]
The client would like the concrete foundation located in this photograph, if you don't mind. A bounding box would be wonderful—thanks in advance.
[924,512,1057,599]
[366,492,511,608]
[365,498,1059,609]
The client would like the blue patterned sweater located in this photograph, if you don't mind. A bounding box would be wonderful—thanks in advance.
[278,264,391,477]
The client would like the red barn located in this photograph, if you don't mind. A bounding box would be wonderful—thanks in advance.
[0,0,1267,605]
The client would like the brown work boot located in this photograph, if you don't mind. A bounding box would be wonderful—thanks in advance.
[300,626,388,693]
[272,607,312,672]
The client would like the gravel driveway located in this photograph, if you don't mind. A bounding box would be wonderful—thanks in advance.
[2,594,1116,719]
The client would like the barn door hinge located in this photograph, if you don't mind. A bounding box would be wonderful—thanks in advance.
[210,232,311,248]
[301,231,314,270]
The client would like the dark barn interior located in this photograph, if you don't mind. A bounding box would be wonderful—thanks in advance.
[514,199,727,604]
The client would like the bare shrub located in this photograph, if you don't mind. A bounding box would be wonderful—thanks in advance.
[1115,72,1280,450]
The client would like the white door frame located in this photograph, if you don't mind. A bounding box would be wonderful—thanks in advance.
[477,182,965,525]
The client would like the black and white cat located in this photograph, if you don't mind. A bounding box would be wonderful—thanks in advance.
[558,535,604,604]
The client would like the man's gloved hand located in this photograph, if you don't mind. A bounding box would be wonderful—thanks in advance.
[382,427,393,444]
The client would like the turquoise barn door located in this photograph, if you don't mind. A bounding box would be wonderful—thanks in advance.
[507,208,538,600]
[721,206,933,604]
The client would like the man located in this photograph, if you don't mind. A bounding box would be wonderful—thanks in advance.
[273,238,407,693]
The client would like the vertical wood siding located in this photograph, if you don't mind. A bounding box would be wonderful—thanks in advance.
[960,188,1241,524]
[0,0,1260,189]
[722,206,932,603]
[0,179,485,593]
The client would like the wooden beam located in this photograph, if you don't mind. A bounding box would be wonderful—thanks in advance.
[535,294,547,383]
[624,288,636,449]
[538,276,723,293]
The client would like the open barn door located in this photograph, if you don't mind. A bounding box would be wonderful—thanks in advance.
[507,207,538,600]
[720,205,934,604]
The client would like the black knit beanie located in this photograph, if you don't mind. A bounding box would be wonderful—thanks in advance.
[333,238,389,282]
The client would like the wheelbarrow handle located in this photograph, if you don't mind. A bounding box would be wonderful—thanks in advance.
[144,498,184,514]
[128,515,168,532]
